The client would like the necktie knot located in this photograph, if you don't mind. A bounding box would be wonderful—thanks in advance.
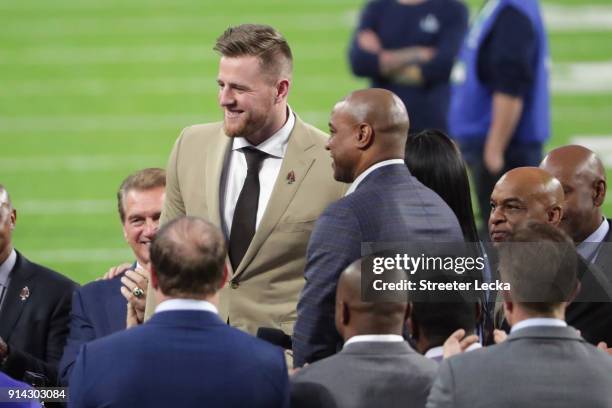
[242,147,267,174]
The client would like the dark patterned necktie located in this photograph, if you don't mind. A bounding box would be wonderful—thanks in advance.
[229,147,268,270]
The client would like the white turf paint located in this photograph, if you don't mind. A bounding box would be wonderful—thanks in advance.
[28,248,133,263]
[570,137,612,168]
[551,61,612,94]
[19,199,115,214]
[544,4,612,32]
[0,155,165,172]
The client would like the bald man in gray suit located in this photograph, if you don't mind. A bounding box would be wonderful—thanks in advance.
[291,259,436,408]
[427,223,612,408]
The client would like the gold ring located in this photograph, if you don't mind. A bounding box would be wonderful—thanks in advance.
[132,287,144,298]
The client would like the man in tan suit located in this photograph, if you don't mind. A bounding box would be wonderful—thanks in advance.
[144,24,345,338]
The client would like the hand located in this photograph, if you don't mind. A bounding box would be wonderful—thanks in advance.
[357,30,382,53]
[483,142,505,175]
[120,267,150,324]
[101,262,132,280]
[493,329,508,344]
[126,302,142,328]
[379,51,405,76]
[0,337,8,360]
[597,342,612,356]
[442,329,479,359]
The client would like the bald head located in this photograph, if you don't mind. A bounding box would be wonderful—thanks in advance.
[150,216,226,299]
[326,89,409,183]
[0,185,11,210]
[335,259,407,341]
[489,167,564,243]
[540,145,607,242]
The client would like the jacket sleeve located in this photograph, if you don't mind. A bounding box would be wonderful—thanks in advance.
[426,359,455,408]
[58,289,94,385]
[420,1,469,85]
[348,0,383,78]
[292,202,362,367]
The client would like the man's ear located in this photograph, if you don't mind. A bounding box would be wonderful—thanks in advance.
[150,265,159,290]
[219,264,229,290]
[355,123,374,150]
[548,205,563,225]
[341,301,350,326]
[9,209,16,230]
[275,79,290,102]
[593,179,606,207]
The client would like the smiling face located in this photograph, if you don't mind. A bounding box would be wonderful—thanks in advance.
[122,187,164,266]
[326,104,360,183]
[217,55,285,144]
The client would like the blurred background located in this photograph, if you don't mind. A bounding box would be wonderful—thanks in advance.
[1,0,611,283]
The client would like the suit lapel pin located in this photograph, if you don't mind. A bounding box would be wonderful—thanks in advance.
[19,286,30,301]
[286,170,295,184]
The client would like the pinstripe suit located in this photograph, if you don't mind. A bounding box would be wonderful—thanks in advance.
[292,164,463,366]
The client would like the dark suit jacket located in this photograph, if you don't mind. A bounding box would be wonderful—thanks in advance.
[293,164,463,366]
[0,251,77,385]
[58,272,126,385]
[69,309,289,408]
[291,341,437,408]
[427,325,612,408]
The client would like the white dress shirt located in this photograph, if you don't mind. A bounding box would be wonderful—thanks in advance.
[424,342,482,360]
[577,218,609,262]
[343,334,404,347]
[0,249,16,311]
[345,159,405,196]
[155,298,218,315]
[510,317,567,333]
[221,108,296,237]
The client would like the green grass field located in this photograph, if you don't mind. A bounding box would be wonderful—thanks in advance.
[2,0,611,283]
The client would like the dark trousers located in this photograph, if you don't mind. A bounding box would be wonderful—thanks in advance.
[459,139,543,229]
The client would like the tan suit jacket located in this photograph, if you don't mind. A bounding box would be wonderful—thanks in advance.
[144,116,346,335]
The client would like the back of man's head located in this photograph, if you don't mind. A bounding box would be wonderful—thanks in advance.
[411,301,479,352]
[498,222,578,317]
[336,259,407,341]
[214,24,293,82]
[150,217,226,299]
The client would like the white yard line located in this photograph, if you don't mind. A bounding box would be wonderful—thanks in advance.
[18,199,116,214]
[570,136,612,167]
[28,248,133,263]
[0,155,165,172]
[552,61,612,94]
[544,4,612,31]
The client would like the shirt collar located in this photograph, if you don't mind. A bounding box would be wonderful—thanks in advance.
[345,159,405,196]
[510,317,567,333]
[343,334,404,347]
[155,298,218,315]
[0,249,17,286]
[424,342,482,360]
[231,107,295,159]
[577,218,609,259]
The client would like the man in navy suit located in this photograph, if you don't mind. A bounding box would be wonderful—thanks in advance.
[292,88,463,367]
[59,168,165,385]
[69,216,289,408]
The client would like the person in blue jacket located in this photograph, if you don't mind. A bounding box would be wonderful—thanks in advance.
[349,0,468,135]
[448,0,550,228]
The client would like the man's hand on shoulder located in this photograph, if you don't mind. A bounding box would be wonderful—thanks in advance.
[100,262,132,280]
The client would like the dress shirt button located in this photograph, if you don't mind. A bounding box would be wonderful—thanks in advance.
[230,281,239,289]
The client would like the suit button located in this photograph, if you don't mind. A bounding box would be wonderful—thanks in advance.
[230,281,239,289]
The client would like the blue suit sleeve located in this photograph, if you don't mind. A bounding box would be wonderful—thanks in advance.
[67,344,89,408]
[420,1,469,85]
[293,203,362,367]
[348,0,383,78]
[58,288,96,386]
